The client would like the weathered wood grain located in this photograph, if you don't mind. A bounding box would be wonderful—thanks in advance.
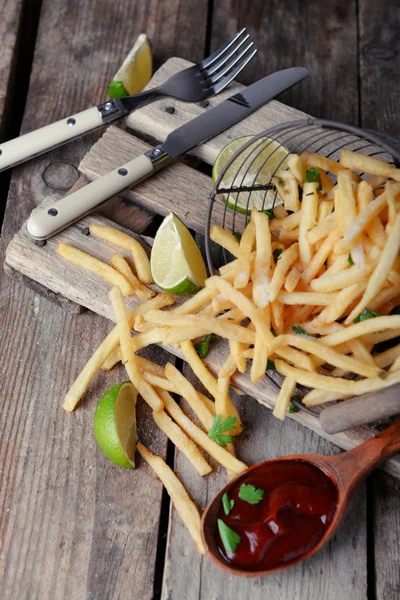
[162,366,367,600]
[0,0,24,134]
[359,3,400,599]
[126,57,309,166]
[6,209,400,479]
[0,0,209,598]
[210,0,359,124]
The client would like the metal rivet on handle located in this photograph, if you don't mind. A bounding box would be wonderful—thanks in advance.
[118,168,128,176]
[48,208,58,216]
[104,102,113,111]
[67,118,76,127]
[152,148,161,157]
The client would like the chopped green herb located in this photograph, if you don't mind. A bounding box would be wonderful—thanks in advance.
[353,308,381,324]
[292,325,315,339]
[273,248,283,264]
[263,209,275,220]
[208,414,237,447]
[266,358,275,371]
[303,167,322,190]
[348,254,354,266]
[288,394,303,413]
[194,333,215,358]
[378,371,388,380]
[233,231,242,243]
[238,483,264,505]
[218,519,241,554]
[222,493,234,516]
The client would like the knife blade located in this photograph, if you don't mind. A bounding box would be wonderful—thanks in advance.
[27,67,309,240]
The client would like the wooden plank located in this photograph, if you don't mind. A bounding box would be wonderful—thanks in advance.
[0,0,24,134]
[126,57,309,166]
[162,367,367,600]
[6,209,400,480]
[0,0,209,598]
[210,0,359,125]
[358,3,400,599]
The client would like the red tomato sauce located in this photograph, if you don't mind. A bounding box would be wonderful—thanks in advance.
[216,461,338,571]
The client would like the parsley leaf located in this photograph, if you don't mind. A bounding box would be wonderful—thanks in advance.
[303,167,322,190]
[218,519,241,554]
[288,394,303,413]
[208,414,237,447]
[348,254,354,266]
[266,358,275,371]
[222,492,234,516]
[233,231,242,243]
[194,333,215,358]
[273,248,283,264]
[263,209,275,220]
[238,483,264,505]
[353,308,381,323]
[292,325,315,339]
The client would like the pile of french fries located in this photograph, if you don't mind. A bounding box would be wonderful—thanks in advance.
[58,148,400,553]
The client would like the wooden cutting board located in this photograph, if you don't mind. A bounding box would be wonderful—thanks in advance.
[5,57,400,479]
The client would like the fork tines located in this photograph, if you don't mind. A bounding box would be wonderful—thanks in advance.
[199,28,257,95]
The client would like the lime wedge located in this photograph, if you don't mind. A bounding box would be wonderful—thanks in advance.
[212,136,290,214]
[151,213,207,295]
[93,382,137,469]
[108,33,152,98]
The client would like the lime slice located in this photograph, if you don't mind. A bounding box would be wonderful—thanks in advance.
[151,213,207,295]
[108,33,152,98]
[212,136,290,214]
[93,382,137,469]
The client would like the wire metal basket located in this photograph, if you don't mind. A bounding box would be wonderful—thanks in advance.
[205,118,400,415]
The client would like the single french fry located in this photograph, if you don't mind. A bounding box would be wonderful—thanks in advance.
[340,149,400,182]
[219,353,238,378]
[307,213,337,245]
[274,205,288,219]
[267,243,299,302]
[109,287,163,411]
[322,315,400,347]
[270,210,302,233]
[373,344,400,369]
[111,252,155,300]
[303,389,348,406]
[310,265,367,293]
[299,181,319,265]
[307,153,344,176]
[274,171,300,211]
[144,310,255,344]
[302,322,345,336]
[336,169,357,235]
[234,221,255,288]
[302,229,341,284]
[64,293,174,410]
[314,280,367,324]
[274,346,316,372]
[229,340,247,373]
[89,223,153,283]
[318,199,334,223]
[158,390,247,474]
[271,299,284,335]
[275,359,400,398]
[143,372,177,392]
[361,328,400,346]
[164,362,214,430]
[287,153,306,185]
[345,214,400,323]
[272,376,296,421]
[56,242,133,296]
[215,375,243,435]
[163,326,211,345]
[137,443,204,553]
[173,288,217,314]
[277,291,335,306]
[284,266,301,292]
[277,228,300,242]
[369,284,400,311]
[152,410,212,476]
[251,208,272,308]
[210,224,240,257]
[271,334,381,378]
[180,341,219,398]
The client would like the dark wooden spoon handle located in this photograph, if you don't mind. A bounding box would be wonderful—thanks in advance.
[319,383,400,434]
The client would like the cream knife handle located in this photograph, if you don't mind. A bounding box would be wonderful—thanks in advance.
[27,154,154,240]
[0,107,107,172]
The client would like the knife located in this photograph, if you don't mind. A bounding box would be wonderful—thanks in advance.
[27,67,309,241]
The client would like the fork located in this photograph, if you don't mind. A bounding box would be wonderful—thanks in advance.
[0,29,256,173]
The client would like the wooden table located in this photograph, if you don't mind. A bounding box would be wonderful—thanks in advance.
[1,2,399,599]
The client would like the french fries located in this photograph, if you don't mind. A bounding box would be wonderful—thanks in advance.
[89,223,153,283]
[111,252,155,300]
[137,443,205,553]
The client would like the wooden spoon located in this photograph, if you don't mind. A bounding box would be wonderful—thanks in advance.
[201,419,400,577]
